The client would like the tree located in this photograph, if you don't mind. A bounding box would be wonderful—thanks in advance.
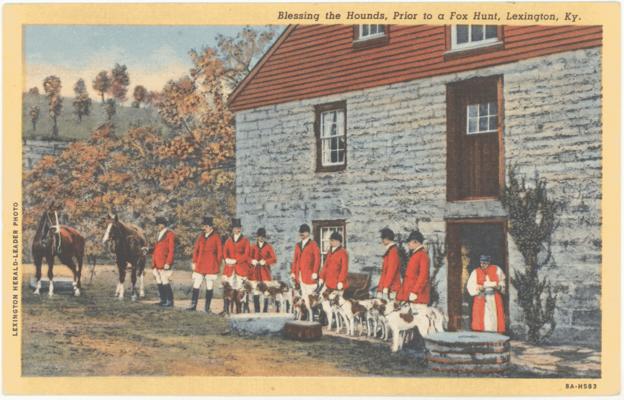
[215,26,278,91]
[110,63,130,102]
[28,87,40,96]
[29,105,40,131]
[72,78,92,122]
[104,99,116,121]
[43,75,63,137]
[132,85,148,108]
[92,70,111,103]
[501,167,561,343]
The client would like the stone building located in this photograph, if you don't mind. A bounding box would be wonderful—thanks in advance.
[228,24,602,344]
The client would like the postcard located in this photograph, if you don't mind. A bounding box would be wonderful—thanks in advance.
[3,2,620,396]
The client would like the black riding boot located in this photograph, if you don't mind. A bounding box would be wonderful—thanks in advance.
[161,284,174,308]
[205,289,214,313]
[221,298,230,315]
[155,284,165,306]
[263,298,269,313]
[253,295,261,313]
[186,288,199,311]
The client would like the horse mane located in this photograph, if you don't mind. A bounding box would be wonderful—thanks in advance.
[34,211,49,240]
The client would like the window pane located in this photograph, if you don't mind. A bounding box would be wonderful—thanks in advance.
[337,149,345,162]
[479,103,488,114]
[378,25,385,33]
[468,104,478,117]
[488,102,497,115]
[336,110,344,135]
[489,116,498,130]
[468,117,477,133]
[338,137,346,151]
[372,25,379,35]
[323,139,331,165]
[362,25,369,36]
[471,25,484,41]
[485,25,498,39]
[479,116,489,131]
[456,25,469,44]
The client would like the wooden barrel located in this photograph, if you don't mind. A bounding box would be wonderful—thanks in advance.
[424,332,510,374]
[283,321,322,341]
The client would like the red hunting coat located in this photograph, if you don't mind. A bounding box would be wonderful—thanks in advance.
[291,239,320,285]
[397,246,430,304]
[192,231,222,275]
[320,246,349,290]
[223,235,251,278]
[249,242,277,281]
[152,229,175,269]
[377,244,402,293]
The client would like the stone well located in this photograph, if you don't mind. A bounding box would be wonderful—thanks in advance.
[229,312,294,335]
[424,331,511,373]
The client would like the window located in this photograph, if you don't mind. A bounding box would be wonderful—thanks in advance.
[446,76,504,200]
[451,25,500,50]
[313,220,346,266]
[352,25,389,49]
[467,102,498,135]
[315,101,347,172]
[358,24,385,40]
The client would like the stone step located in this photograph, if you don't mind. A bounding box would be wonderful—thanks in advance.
[283,321,322,341]
[427,351,510,365]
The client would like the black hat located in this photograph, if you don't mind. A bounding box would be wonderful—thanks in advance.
[231,218,242,228]
[380,227,395,241]
[155,216,168,226]
[329,231,343,242]
[407,230,424,243]
[299,224,310,233]
[256,228,267,237]
[202,216,214,226]
[480,254,491,263]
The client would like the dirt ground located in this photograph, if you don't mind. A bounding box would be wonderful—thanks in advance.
[21,264,433,377]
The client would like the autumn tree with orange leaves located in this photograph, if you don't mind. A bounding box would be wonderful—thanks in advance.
[23,26,277,262]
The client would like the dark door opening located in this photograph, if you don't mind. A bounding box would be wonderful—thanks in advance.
[446,220,509,332]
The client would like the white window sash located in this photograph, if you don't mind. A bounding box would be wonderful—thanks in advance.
[320,109,346,166]
[451,25,500,51]
[356,24,386,41]
[466,102,498,135]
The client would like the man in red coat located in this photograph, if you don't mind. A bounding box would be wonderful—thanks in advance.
[397,231,430,307]
[319,232,349,293]
[222,218,250,313]
[467,255,506,333]
[250,228,277,312]
[187,216,222,313]
[376,228,402,300]
[150,216,176,308]
[291,224,320,321]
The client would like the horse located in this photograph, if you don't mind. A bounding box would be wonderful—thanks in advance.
[31,210,85,297]
[102,213,147,301]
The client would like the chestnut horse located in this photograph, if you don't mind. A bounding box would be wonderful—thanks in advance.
[32,210,85,296]
[102,213,147,300]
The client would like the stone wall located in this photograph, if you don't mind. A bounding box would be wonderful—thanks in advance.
[235,47,602,344]
[23,138,72,170]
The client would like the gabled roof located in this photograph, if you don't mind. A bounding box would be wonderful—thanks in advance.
[228,24,602,112]
[227,25,296,109]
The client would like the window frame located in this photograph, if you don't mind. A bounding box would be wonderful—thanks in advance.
[315,100,347,173]
[312,219,347,267]
[352,25,390,50]
[444,25,504,60]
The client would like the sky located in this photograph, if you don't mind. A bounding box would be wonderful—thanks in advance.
[24,25,260,98]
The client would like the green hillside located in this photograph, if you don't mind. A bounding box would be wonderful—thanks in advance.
[22,93,169,140]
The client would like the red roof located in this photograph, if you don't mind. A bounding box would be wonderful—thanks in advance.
[228,24,602,112]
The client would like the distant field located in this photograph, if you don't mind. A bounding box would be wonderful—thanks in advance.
[22,93,168,140]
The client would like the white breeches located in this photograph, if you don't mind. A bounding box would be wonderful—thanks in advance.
[192,272,217,290]
[152,269,173,285]
[300,282,317,300]
[483,294,499,332]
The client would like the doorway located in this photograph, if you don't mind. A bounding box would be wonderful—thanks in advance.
[446,219,509,331]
